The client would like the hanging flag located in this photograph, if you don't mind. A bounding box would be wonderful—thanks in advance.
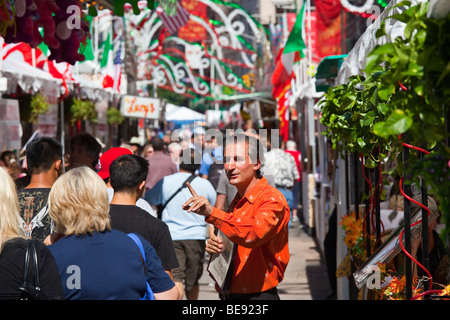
[271,1,307,98]
[100,30,122,91]
[112,33,123,92]
[156,1,190,35]
[277,83,292,142]
[100,33,115,89]
[80,15,95,61]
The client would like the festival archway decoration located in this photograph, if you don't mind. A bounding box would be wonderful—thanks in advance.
[125,0,272,102]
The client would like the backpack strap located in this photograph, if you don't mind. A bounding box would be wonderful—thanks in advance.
[158,173,197,219]
[127,233,146,263]
[19,239,42,300]
[127,233,155,300]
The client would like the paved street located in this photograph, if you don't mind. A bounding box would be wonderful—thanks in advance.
[196,222,332,300]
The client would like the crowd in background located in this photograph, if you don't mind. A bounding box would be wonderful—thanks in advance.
[0,128,303,300]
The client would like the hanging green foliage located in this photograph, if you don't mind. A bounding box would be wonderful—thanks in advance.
[107,108,125,125]
[319,72,394,168]
[366,1,449,154]
[29,93,50,123]
[70,99,97,124]
[320,0,449,245]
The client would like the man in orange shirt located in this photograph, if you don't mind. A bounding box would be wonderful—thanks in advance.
[183,133,290,300]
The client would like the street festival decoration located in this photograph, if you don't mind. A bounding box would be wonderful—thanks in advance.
[128,0,271,101]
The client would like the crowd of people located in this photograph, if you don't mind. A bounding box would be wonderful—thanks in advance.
[0,128,303,300]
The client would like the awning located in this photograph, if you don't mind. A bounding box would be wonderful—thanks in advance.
[1,52,62,94]
[336,0,421,85]
[315,54,348,92]
[165,106,205,123]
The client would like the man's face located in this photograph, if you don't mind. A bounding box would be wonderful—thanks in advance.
[224,141,260,188]
[69,144,93,168]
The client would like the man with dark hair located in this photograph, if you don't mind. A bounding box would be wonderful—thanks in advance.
[144,137,178,191]
[145,148,216,300]
[108,154,180,287]
[183,133,290,300]
[98,147,156,217]
[18,137,63,241]
[69,133,102,170]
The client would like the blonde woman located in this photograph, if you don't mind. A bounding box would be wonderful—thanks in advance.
[47,166,178,300]
[0,167,63,300]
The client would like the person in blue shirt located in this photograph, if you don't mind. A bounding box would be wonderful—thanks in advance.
[46,166,178,300]
[145,148,216,300]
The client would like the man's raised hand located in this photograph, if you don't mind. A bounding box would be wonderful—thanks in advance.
[182,182,213,217]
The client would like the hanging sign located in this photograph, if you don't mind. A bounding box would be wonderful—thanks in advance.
[120,95,161,119]
[0,99,22,150]
[35,85,59,138]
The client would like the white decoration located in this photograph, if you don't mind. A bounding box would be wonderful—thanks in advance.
[340,0,374,13]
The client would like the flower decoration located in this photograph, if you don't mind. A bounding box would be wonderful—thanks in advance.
[439,284,450,297]
[339,211,375,266]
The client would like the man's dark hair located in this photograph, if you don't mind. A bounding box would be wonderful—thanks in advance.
[70,133,102,167]
[179,148,201,173]
[151,137,165,151]
[26,137,62,174]
[109,154,149,193]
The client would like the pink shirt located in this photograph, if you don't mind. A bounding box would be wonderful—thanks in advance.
[145,151,178,190]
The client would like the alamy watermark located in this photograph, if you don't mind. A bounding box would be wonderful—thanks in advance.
[66,265,81,290]
[169,128,282,166]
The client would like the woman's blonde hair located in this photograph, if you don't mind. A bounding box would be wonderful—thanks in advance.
[0,167,25,253]
[48,166,111,236]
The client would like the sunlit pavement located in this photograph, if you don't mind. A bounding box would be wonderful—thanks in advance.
[196,220,331,300]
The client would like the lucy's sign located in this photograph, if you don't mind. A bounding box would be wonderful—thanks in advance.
[120,96,160,119]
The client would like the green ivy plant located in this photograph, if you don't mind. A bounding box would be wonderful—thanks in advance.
[319,73,393,168]
[70,98,97,124]
[365,0,449,242]
[29,93,50,123]
[107,107,125,125]
[366,1,449,156]
[320,1,449,245]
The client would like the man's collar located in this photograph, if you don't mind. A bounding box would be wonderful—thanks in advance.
[240,177,268,204]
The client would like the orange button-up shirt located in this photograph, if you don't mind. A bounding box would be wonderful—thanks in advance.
[206,177,290,294]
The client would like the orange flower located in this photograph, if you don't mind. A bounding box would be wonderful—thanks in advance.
[384,276,406,299]
[390,276,406,294]
[340,211,364,247]
[439,285,450,296]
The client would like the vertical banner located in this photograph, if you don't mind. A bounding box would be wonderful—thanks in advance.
[0,99,22,150]
[36,85,59,138]
[315,0,342,59]
[304,11,319,63]
[96,97,109,144]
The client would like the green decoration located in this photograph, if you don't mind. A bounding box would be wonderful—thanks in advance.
[70,99,97,124]
[158,0,177,16]
[107,108,125,125]
[29,93,50,124]
[88,5,98,17]
[321,0,450,245]
[114,0,141,16]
